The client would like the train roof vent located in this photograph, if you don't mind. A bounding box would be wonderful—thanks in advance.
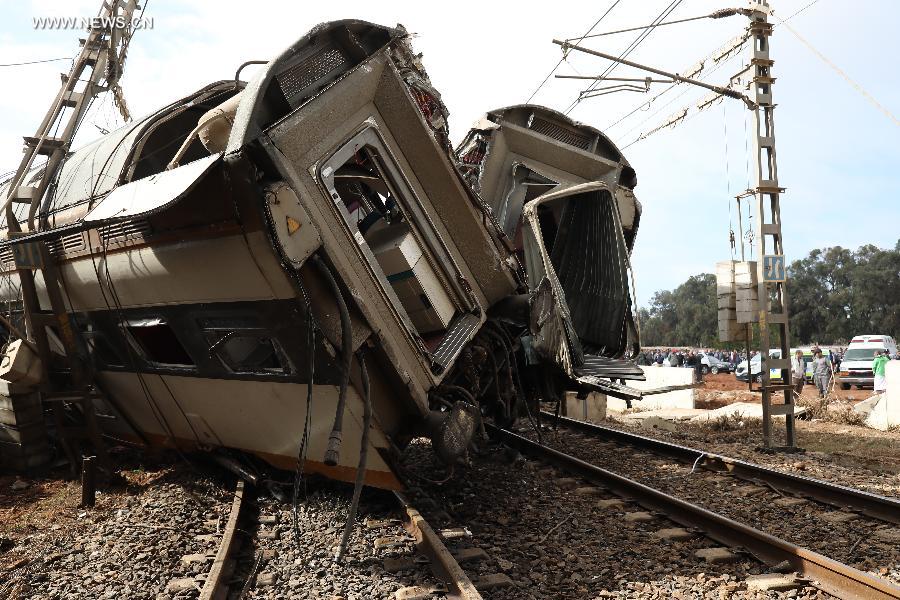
[277,44,350,108]
[528,115,594,151]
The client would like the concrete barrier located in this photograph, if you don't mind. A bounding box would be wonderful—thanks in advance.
[608,366,695,412]
[864,361,900,431]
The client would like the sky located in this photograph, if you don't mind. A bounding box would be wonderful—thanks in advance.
[1,0,898,307]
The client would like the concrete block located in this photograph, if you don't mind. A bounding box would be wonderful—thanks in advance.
[694,547,738,564]
[773,496,807,508]
[573,486,604,496]
[865,363,900,429]
[654,527,696,542]
[475,573,514,590]
[821,511,859,524]
[395,586,438,600]
[453,547,487,563]
[564,391,607,423]
[607,366,695,412]
[623,511,655,523]
[745,573,804,592]
[383,557,415,573]
[597,499,625,510]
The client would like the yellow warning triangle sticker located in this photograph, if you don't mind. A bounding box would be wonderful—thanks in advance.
[286,215,302,235]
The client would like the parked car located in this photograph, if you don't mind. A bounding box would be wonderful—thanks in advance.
[698,352,733,374]
[839,335,898,389]
[735,349,783,383]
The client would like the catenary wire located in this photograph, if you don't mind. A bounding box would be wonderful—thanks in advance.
[525,0,623,103]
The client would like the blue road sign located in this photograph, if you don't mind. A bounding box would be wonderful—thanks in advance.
[763,254,785,282]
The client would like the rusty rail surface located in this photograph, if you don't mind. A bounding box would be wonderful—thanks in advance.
[200,480,246,600]
[492,425,900,600]
[540,411,900,525]
[394,492,483,600]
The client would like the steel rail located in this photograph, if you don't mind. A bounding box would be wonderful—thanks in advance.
[200,480,247,600]
[541,411,900,525]
[394,492,483,600]
[491,425,900,600]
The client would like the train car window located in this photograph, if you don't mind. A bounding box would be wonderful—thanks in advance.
[82,327,124,368]
[123,318,195,367]
[204,330,290,375]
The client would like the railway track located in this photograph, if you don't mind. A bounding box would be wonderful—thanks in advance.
[540,411,900,525]
[491,419,900,600]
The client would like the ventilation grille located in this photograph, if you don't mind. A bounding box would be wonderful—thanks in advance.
[529,117,594,151]
[98,219,150,245]
[48,232,86,257]
[277,46,349,105]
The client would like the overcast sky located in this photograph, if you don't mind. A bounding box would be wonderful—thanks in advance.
[2,0,898,306]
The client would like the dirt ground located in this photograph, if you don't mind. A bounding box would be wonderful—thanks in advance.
[696,372,876,407]
[624,372,900,487]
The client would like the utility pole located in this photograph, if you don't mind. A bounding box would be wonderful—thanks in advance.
[746,1,795,449]
[553,1,797,450]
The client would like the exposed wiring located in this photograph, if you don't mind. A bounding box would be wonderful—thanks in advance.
[334,348,371,563]
[312,254,353,467]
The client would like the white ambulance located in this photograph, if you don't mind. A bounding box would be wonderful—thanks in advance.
[839,335,898,389]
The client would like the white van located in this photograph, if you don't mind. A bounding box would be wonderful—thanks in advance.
[735,349,784,383]
[839,335,898,389]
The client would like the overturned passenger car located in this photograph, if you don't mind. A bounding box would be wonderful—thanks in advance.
[0,20,646,488]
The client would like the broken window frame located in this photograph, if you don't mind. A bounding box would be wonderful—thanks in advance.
[120,317,197,370]
[497,163,558,240]
[317,125,471,339]
[200,322,292,376]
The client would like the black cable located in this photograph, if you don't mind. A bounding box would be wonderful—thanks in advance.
[292,279,316,545]
[526,0,623,103]
[334,348,371,563]
[312,254,353,467]
[0,57,71,68]
[566,0,684,114]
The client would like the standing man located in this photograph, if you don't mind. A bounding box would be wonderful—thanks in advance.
[791,349,805,399]
[873,350,890,394]
[812,348,831,398]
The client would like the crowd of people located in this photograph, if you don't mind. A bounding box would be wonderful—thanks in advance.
[635,348,747,369]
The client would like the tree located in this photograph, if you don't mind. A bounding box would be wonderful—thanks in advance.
[639,241,899,347]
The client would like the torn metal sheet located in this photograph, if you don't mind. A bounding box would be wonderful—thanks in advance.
[82,153,221,223]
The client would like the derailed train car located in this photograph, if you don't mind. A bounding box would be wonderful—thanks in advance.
[0,20,648,488]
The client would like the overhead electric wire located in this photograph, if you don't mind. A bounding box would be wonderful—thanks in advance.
[775,15,899,128]
[0,57,71,68]
[565,0,685,115]
[525,0,622,103]
[565,10,736,41]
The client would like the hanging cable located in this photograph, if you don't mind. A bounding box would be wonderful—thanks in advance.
[525,0,622,103]
[312,255,353,467]
[723,102,736,258]
[292,278,317,545]
[334,347,371,563]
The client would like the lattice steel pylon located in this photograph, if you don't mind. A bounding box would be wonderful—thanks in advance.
[1,0,139,473]
[747,1,795,449]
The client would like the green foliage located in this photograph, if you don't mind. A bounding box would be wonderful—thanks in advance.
[639,241,899,347]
